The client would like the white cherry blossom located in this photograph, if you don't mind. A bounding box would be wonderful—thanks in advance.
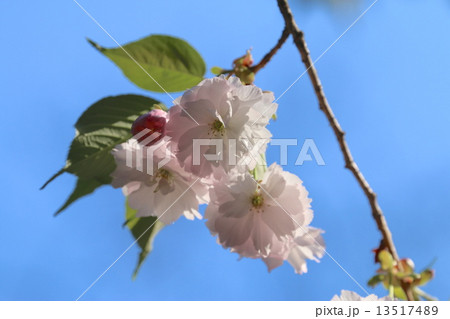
[205,163,323,272]
[331,290,393,301]
[111,139,208,224]
[166,76,277,178]
[262,227,325,274]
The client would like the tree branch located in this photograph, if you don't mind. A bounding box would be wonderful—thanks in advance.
[276,0,412,299]
[251,26,290,73]
[219,27,290,77]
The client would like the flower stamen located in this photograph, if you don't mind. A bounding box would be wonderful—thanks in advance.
[210,119,225,136]
[158,168,171,180]
[153,168,173,193]
[250,193,264,212]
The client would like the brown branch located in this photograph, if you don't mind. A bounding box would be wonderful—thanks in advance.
[219,27,289,77]
[276,0,413,300]
[251,26,290,73]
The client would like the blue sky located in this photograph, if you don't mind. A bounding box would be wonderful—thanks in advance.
[0,0,449,300]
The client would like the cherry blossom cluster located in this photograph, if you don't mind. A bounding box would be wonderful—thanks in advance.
[331,290,393,301]
[111,76,325,274]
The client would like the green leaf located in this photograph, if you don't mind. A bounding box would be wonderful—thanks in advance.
[42,94,163,214]
[418,269,434,286]
[393,286,408,300]
[368,274,384,288]
[54,178,104,216]
[210,66,223,75]
[378,250,394,271]
[125,200,164,279]
[88,35,206,92]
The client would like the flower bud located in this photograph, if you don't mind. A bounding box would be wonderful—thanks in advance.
[235,69,255,85]
[398,258,415,274]
[131,109,167,145]
[233,49,253,68]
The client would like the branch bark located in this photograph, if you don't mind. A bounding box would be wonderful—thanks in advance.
[251,26,290,73]
[276,0,412,299]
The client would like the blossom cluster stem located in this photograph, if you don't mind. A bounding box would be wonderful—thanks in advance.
[276,0,414,301]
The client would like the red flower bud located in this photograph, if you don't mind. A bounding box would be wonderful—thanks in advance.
[131,109,167,145]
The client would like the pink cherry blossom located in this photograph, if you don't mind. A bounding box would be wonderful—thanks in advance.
[205,163,323,272]
[110,137,208,224]
[165,76,277,179]
[262,227,325,274]
[331,290,393,301]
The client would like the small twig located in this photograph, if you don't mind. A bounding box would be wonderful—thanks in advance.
[219,27,289,77]
[218,69,234,75]
[276,0,414,301]
[401,282,416,301]
[251,26,290,73]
